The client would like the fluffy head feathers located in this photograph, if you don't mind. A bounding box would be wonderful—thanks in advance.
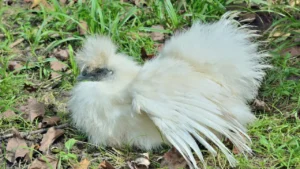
[75,35,140,82]
[76,36,117,71]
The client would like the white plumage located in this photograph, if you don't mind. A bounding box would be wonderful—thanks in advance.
[68,13,269,168]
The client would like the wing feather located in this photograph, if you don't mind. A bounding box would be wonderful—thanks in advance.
[129,58,252,168]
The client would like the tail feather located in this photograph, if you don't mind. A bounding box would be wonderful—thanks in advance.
[160,12,269,102]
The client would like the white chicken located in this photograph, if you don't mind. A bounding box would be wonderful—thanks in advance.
[68,13,269,168]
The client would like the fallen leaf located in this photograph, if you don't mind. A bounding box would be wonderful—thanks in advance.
[50,60,67,79]
[20,98,45,122]
[127,153,150,169]
[5,136,30,163]
[76,158,90,169]
[78,20,88,35]
[281,46,300,57]
[51,72,61,79]
[0,110,16,119]
[253,99,271,112]
[29,155,58,169]
[53,49,69,61]
[8,61,23,72]
[39,127,64,152]
[41,116,60,128]
[160,147,187,169]
[141,47,155,61]
[99,160,115,169]
[50,60,67,71]
[41,116,61,128]
[30,0,52,9]
[150,25,165,41]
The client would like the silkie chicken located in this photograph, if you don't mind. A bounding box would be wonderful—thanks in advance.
[68,12,269,168]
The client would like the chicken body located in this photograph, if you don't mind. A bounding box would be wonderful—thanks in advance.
[69,13,268,168]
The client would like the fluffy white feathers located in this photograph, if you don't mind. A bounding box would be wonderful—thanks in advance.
[69,14,268,168]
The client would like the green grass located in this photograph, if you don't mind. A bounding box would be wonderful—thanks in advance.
[0,0,299,168]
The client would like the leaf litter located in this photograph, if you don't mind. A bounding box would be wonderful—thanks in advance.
[39,127,64,152]
[127,153,151,169]
[99,160,115,169]
[19,98,46,122]
[0,110,16,119]
[28,155,58,169]
[5,129,30,163]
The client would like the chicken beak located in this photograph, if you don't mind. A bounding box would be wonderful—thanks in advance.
[76,75,87,82]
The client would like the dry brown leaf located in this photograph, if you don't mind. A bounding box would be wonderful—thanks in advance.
[150,25,165,41]
[53,49,69,61]
[30,0,52,9]
[51,72,61,79]
[50,60,67,71]
[76,158,90,169]
[127,153,150,169]
[41,116,61,128]
[0,110,16,119]
[8,61,23,71]
[29,155,58,169]
[99,160,115,169]
[5,136,30,163]
[78,20,88,35]
[253,99,271,112]
[20,98,45,122]
[50,60,67,79]
[39,127,64,152]
[160,147,187,169]
[281,46,300,57]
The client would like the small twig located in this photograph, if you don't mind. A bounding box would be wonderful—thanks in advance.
[0,32,21,38]
[0,123,69,141]
[9,38,25,48]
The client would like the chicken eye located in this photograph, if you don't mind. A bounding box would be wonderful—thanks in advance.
[82,69,88,76]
